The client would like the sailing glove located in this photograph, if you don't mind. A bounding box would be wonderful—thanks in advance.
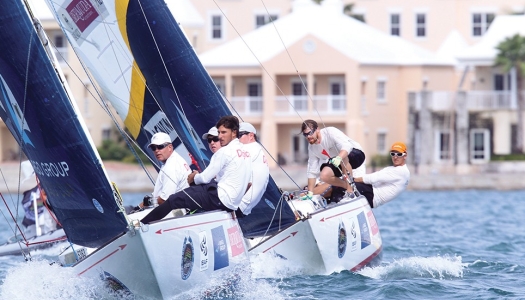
[330,156,342,167]
[143,195,153,207]
[300,191,313,201]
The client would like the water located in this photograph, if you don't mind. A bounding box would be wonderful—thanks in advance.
[0,190,524,299]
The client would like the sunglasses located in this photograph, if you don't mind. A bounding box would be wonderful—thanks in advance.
[390,152,406,157]
[207,136,219,143]
[238,131,250,137]
[302,128,316,137]
[150,143,170,151]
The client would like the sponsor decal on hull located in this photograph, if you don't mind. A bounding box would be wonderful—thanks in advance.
[199,231,209,271]
[101,271,133,297]
[211,226,229,270]
[357,212,371,249]
[227,226,245,257]
[338,219,347,258]
[350,218,358,252]
[181,235,194,280]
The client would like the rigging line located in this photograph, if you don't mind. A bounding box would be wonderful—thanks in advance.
[0,192,32,261]
[135,1,199,147]
[211,0,304,120]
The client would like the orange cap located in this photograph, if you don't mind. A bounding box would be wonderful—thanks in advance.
[390,142,407,153]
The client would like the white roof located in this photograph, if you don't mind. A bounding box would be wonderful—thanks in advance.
[457,15,525,65]
[200,2,454,67]
[166,0,204,28]
[27,0,53,20]
[437,30,469,63]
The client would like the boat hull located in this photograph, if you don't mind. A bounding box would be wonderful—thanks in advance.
[247,196,382,274]
[0,229,66,257]
[69,210,249,299]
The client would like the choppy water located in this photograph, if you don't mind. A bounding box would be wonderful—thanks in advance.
[0,190,524,299]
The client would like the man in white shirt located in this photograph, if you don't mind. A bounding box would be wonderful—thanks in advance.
[141,116,252,224]
[236,122,269,217]
[354,142,410,208]
[300,119,366,202]
[133,132,191,211]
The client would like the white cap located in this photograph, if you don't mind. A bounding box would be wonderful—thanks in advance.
[202,127,218,139]
[239,122,256,134]
[148,132,171,147]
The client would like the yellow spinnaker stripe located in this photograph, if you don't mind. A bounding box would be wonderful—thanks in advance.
[116,0,145,139]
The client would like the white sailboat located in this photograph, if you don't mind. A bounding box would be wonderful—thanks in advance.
[40,0,383,275]
[0,0,250,298]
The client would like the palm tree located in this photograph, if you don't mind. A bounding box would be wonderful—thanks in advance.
[495,34,525,153]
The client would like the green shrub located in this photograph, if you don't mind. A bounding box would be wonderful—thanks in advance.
[491,153,525,161]
[98,139,150,164]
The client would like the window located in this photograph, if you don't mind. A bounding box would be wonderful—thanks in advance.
[255,14,278,28]
[330,80,345,110]
[102,128,111,140]
[213,79,225,95]
[377,132,386,153]
[470,129,490,162]
[436,131,452,161]
[390,14,400,36]
[292,82,307,111]
[211,15,222,39]
[493,73,511,91]
[416,13,426,37]
[292,135,309,163]
[248,82,262,112]
[472,13,494,36]
[376,80,386,102]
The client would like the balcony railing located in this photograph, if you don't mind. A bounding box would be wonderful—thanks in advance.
[54,47,68,62]
[229,96,263,116]
[275,95,347,115]
[409,90,517,112]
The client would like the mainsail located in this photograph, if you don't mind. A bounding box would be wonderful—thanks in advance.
[0,0,128,248]
[45,0,297,237]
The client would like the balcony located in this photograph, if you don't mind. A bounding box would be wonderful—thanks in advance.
[229,96,263,116]
[409,90,517,112]
[54,47,68,62]
[275,95,347,115]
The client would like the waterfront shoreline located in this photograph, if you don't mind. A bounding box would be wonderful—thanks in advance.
[1,161,524,193]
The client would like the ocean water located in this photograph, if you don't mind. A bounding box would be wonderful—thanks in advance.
[0,190,524,299]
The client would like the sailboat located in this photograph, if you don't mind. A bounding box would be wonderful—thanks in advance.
[42,0,383,274]
[0,0,249,298]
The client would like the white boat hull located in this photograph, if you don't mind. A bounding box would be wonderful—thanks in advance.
[247,195,382,274]
[68,210,249,299]
[0,229,66,257]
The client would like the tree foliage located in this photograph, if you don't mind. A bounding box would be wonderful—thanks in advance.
[495,34,525,153]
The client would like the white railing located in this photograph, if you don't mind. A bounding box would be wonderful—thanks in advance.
[275,95,346,115]
[54,47,68,62]
[228,96,263,115]
[409,90,517,112]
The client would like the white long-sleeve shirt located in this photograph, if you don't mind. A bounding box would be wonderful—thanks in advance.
[362,164,410,208]
[152,152,191,200]
[239,142,269,215]
[307,127,363,178]
[194,139,252,210]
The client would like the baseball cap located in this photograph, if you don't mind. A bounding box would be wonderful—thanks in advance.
[148,132,172,147]
[390,142,407,153]
[202,127,219,139]
[239,122,256,134]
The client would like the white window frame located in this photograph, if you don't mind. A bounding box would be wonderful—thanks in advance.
[470,128,490,163]
[390,13,401,36]
[254,9,280,29]
[435,129,453,162]
[413,10,428,39]
[208,12,225,42]
[291,79,308,111]
[213,78,226,96]
[329,76,345,111]
[246,78,263,112]
[377,130,388,153]
[376,77,387,103]
[471,10,495,37]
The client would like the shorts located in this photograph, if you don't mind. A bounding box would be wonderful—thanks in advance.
[320,148,366,177]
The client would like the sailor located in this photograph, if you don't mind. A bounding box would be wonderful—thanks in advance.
[300,119,366,202]
[236,122,269,217]
[141,116,252,224]
[353,142,410,208]
[202,126,222,153]
[133,132,191,211]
